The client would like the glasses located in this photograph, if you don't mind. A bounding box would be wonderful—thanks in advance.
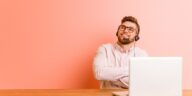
[118,25,137,33]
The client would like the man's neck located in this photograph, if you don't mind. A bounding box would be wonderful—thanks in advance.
[117,41,135,52]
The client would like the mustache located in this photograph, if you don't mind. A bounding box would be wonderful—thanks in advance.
[123,37,129,41]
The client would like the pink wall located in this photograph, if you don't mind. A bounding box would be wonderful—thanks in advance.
[0,0,191,89]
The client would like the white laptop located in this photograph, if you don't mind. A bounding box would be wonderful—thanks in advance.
[128,57,182,96]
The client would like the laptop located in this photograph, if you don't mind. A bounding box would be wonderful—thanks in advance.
[112,57,182,96]
[129,57,182,96]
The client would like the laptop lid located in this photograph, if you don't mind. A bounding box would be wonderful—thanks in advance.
[129,57,182,96]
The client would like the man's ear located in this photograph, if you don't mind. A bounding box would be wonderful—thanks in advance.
[134,31,140,41]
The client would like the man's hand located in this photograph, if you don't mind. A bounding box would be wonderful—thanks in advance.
[119,76,129,87]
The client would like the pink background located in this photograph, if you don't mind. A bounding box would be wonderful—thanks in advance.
[0,0,191,89]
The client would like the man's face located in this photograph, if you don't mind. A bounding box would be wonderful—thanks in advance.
[117,21,138,45]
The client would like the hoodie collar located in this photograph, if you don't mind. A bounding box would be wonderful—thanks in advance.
[114,42,135,53]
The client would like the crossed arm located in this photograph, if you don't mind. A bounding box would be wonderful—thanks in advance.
[93,46,129,87]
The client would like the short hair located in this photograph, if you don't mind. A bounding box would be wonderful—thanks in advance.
[121,16,140,33]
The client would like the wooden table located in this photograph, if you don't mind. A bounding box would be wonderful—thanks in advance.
[0,89,191,96]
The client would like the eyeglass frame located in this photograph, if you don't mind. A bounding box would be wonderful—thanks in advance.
[118,25,138,33]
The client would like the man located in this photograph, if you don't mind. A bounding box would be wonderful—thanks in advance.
[93,16,148,89]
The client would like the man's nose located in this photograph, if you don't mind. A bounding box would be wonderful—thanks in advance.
[123,28,129,33]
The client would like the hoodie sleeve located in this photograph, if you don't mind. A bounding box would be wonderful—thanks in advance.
[93,45,128,81]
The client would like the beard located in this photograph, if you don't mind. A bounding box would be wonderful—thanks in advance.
[118,36,135,45]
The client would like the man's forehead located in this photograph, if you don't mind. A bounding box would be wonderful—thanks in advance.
[121,21,137,28]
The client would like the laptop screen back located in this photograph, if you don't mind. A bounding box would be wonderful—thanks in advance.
[129,57,182,96]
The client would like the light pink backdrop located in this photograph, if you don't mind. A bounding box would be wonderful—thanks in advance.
[0,0,191,89]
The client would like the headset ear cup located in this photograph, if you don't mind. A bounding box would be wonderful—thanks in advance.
[116,26,120,36]
[116,31,118,36]
[135,35,140,41]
